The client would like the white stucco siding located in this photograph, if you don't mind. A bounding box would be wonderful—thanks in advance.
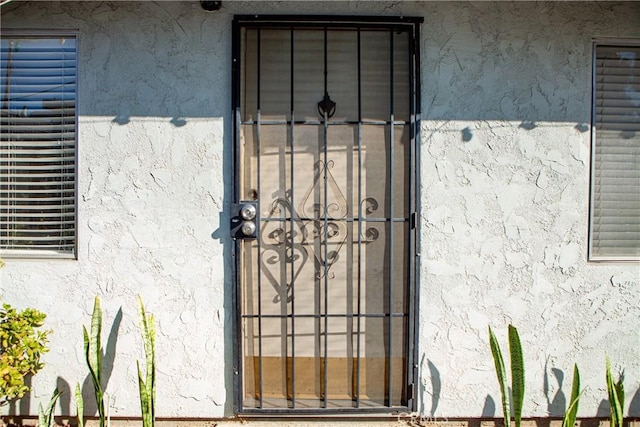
[1,0,232,418]
[0,0,639,420]
[419,1,640,418]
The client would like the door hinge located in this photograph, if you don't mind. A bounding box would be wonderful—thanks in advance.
[407,383,415,400]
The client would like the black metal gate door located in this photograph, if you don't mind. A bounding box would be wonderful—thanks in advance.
[232,16,421,413]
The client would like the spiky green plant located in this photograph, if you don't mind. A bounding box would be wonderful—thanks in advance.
[606,357,624,427]
[83,296,105,427]
[508,325,524,427]
[38,388,62,427]
[137,296,155,427]
[489,326,510,427]
[562,364,581,427]
[489,325,525,427]
[75,382,84,427]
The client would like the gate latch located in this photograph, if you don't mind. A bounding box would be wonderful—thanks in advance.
[231,201,258,239]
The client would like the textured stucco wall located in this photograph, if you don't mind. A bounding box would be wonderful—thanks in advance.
[418,2,640,419]
[0,0,639,420]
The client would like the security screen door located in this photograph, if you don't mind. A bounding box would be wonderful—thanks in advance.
[232,16,421,413]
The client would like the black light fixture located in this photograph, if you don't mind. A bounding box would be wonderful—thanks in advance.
[200,1,221,11]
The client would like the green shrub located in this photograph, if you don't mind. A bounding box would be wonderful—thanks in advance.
[0,301,50,404]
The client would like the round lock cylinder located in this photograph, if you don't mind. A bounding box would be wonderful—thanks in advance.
[241,221,256,236]
[240,203,257,221]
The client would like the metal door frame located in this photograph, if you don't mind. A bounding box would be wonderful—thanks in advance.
[231,15,422,415]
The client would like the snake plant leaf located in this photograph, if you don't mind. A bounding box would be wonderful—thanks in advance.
[37,405,45,427]
[606,357,624,427]
[89,296,102,378]
[138,361,151,427]
[489,326,510,427]
[562,364,581,427]
[508,325,524,427]
[38,388,62,427]
[137,296,156,427]
[614,378,624,413]
[75,382,84,427]
[83,297,105,427]
[83,327,98,393]
[83,297,102,393]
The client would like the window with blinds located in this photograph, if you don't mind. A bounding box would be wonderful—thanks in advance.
[0,34,77,258]
[589,42,640,261]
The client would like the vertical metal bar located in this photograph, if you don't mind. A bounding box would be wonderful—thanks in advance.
[355,26,363,409]
[387,28,395,408]
[289,26,297,409]
[343,29,355,410]
[256,26,264,410]
[322,26,330,409]
[231,18,242,413]
[411,21,422,412]
[312,28,322,409]
[406,26,416,408]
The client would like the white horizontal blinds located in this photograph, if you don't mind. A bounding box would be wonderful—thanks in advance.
[591,44,640,260]
[0,36,77,257]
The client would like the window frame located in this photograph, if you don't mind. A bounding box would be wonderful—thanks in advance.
[588,38,640,262]
[0,29,79,260]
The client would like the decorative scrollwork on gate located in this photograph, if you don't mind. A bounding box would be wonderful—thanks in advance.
[259,161,380,305]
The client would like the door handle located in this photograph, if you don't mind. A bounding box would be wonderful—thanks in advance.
[231,201,258,239]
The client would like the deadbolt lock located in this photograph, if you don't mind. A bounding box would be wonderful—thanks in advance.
[231,201,258,239]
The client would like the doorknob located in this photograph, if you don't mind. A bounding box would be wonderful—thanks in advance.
[231,201,258,239]
[240,203,256,221]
